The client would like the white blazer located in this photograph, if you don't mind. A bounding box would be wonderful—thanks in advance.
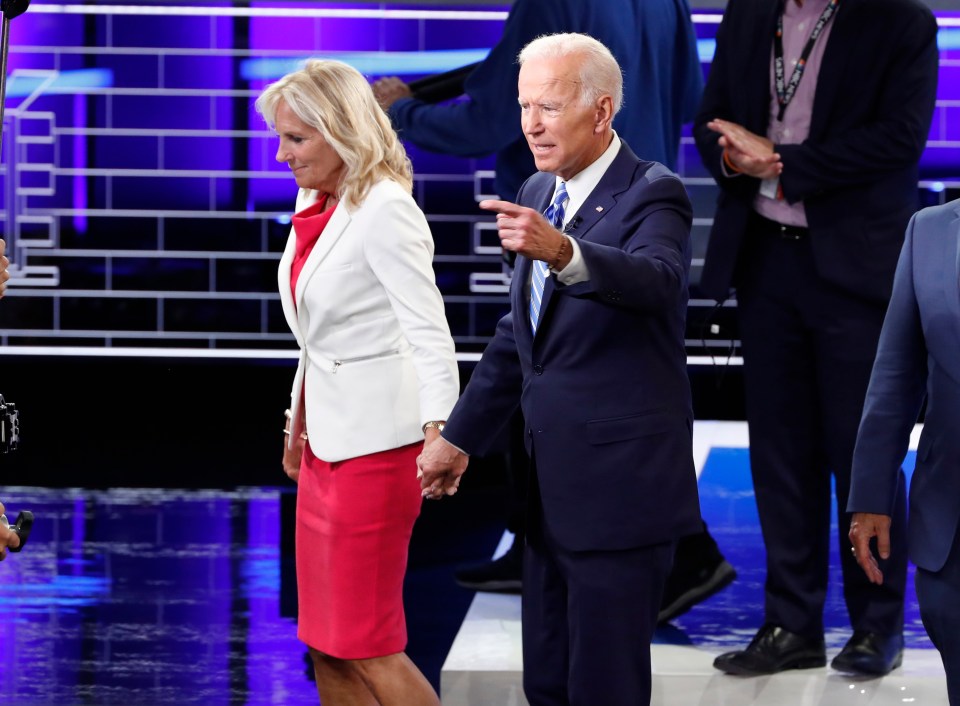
[279,179,459,462]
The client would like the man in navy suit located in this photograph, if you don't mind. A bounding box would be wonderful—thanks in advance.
[849,198,960,704]
[694,0,939,678]
[376,0,733,623]
[417,33,702,706]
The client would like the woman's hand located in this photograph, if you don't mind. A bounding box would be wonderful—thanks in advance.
[281,408,306,484]
[282,432,305,484]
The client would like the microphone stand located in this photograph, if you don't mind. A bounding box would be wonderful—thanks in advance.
[0,0,32,555]
[0,0,30,160]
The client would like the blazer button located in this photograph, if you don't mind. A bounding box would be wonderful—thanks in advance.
[533,364,543,375]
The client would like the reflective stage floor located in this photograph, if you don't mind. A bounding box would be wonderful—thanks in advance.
[0,422,948,705]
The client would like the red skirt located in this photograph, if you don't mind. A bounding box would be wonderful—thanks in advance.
[296,440,423,659]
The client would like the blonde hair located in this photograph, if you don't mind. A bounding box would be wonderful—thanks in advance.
[255,59,413,210]
[518,33,623,115]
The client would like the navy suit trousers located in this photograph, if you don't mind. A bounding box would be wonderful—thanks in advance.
[521,462,675,706]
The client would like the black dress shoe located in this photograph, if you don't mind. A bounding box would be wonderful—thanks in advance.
[658,526,736,624]
[454,539,523,592]
[714,624,826,676]
[831,631,904,676]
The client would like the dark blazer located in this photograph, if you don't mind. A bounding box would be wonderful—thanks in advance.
[443,142,702,552]
[694,0,939,303]
[849,200,960,573]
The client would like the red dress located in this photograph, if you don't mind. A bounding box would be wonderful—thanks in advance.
[290,195,423,659]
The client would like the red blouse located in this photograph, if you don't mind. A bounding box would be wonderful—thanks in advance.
[290,193,337,300]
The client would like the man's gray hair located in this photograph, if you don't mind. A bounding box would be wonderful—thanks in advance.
[518,33,623,114]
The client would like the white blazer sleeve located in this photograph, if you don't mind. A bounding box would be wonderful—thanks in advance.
[359,190,460,425]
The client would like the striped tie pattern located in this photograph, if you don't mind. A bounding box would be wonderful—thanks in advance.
[530,182,567,333]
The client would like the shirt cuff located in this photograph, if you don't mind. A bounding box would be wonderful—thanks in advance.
[439,433,470,457]
[552,237,590,285]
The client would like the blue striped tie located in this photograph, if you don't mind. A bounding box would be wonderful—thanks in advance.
[530,182,567,333]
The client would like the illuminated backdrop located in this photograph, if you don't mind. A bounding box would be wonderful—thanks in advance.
[0,3,957,357]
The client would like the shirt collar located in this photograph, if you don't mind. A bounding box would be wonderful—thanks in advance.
[552,131,621,226]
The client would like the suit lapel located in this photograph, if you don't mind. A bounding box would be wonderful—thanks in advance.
[920,202,960,379]
[947,204,960,358]
[747,0,780,133]
[278,231,302,347]
[293,200,352,307]
[809,0,861,138]
[535,145,639,336]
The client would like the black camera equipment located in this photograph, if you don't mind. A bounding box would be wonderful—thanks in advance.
[1,510,32,551]
[0,394,18,453]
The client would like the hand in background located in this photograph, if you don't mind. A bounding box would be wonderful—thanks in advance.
[372,77,412,110]
[0,501,22,561]
[0,238,10,298]
[417,436,468,499]
[849,512,892,585]
[707,118,783,180]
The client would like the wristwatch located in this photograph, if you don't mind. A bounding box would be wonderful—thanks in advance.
[422,420,445,433]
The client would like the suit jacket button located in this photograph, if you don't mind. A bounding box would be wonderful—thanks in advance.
[533,364,543,375]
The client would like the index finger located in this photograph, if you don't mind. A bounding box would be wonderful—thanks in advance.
[875,524,892,560]
[479,199,527,217]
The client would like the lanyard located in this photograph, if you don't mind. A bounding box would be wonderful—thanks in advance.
[773,0,840,122]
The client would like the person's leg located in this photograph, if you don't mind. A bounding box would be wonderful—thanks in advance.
[713,234,831,676]
[354,653,441,706]
[522,466,571,706]
[309,649,440,706]
[309,648,380,706]
[916,532,960,705]
[561,540,675,706]
[811,288,907,639]
[736,236,831,639]
[658,521,736,623]
[454,409,528,592]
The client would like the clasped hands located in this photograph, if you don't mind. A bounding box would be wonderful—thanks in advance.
[707,118,783,180]
[417,436,468,500]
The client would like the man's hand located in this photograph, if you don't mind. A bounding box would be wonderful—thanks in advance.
[849,512,892,585]
[417,436,469,500]
[480,200,570,268]
[707,118,783,180]
[372,77,412,110]
[0,501,22,561]
[0,238,10,298]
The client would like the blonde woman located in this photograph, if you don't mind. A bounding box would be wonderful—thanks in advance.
[256,60,458,705]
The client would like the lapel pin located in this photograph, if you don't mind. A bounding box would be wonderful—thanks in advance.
[595,206,604,212]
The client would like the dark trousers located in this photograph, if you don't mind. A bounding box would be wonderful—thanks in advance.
[917,526,960,705]
[735,220,907,639]
[521,463,674,706]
